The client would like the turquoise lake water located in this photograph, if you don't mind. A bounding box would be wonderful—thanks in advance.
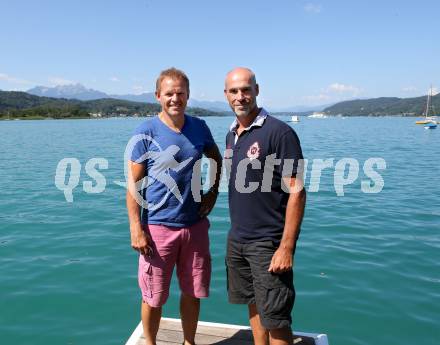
[0,116,439,345]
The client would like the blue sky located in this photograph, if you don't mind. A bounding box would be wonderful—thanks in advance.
[0,0,439,108]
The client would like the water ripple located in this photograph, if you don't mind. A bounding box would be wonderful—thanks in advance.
[1,117,439,345]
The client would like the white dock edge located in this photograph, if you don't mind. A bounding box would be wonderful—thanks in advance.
[126,317,329,345]
[125,321,144,345]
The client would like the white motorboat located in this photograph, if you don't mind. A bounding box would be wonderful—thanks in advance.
[308,112,328,118]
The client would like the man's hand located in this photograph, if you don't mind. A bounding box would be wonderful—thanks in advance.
[268,176,305,274]
[268,247,294,273]
[200,144,222,218]
[126,160,151,256]
[130,222,151,256]
[199,191,218,217]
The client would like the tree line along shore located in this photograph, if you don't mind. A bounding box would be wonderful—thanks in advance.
[0,91,227,120]
[1,90,439,120]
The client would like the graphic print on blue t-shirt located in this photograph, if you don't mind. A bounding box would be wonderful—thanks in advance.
[130,114,215,227]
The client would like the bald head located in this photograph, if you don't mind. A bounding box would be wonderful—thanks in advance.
[224,67,259,118]
[225,67,257,90]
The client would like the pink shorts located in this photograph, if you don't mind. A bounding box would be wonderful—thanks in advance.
[138,218,211,307]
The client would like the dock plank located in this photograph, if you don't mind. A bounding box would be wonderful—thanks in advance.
[130,318,325,345]
[159,319,253,341]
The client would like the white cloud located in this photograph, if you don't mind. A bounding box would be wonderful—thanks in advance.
[0,73,32,85]
[402,86,417,92]
[48,77,75,86]
[109,76,120,82]
[303,82,362,105]
[302,94,331,102]
[304,3,322,13]
[327,83,360,94]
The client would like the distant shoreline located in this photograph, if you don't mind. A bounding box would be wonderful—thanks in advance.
[0,113,232,121]
[1,114,428,121]
[2,90,438,120]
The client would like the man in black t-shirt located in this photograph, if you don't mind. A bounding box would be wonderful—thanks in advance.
[224,67,306,345]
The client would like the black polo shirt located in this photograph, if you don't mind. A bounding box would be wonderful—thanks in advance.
[226,112,303,243]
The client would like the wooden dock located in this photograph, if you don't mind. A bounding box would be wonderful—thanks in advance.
[126,317,329,345]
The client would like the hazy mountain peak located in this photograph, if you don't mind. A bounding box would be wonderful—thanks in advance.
[27,83,108,100]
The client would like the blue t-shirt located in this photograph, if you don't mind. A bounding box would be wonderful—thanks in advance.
[130,114,215,227]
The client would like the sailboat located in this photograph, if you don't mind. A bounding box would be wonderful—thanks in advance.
[415,86,438,126]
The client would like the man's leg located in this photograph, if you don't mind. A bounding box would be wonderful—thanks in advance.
[248,303,269,345]
[177,219,211,345]
[246,241,295,345]
[180,293,200,345]
[138,225,181,345]
[226,237,260,343]
[141,301,162,345]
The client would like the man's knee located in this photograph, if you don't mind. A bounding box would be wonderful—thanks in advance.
[142,299,162,311]
[248,303,258,317]
[269,326,293,343]
[181,292,200,302]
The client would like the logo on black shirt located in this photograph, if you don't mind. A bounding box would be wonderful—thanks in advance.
[247,142,260,161]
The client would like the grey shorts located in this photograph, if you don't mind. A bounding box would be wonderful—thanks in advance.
[225,236,295,330]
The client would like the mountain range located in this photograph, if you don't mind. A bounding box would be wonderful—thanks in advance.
[2,87,437,119]
[323,94,439,116]
[26,84,330,112]
[0,90,224,119]
[17,83,437,116]
[26,84,233,111]
[27,84,108,101]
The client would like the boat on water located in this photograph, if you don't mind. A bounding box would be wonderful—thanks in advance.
[291,115,300,122]
[308,112,328,119]
[424,122,437,129]
[415,86,438,125]
[126,318,330,345]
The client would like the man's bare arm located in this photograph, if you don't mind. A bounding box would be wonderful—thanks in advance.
[126,160,149,255]
[199,144,223,217]
[268,176,306,273]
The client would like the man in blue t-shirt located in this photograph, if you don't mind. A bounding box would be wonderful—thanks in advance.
[224,67,306,345]
[126,68,222,345]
